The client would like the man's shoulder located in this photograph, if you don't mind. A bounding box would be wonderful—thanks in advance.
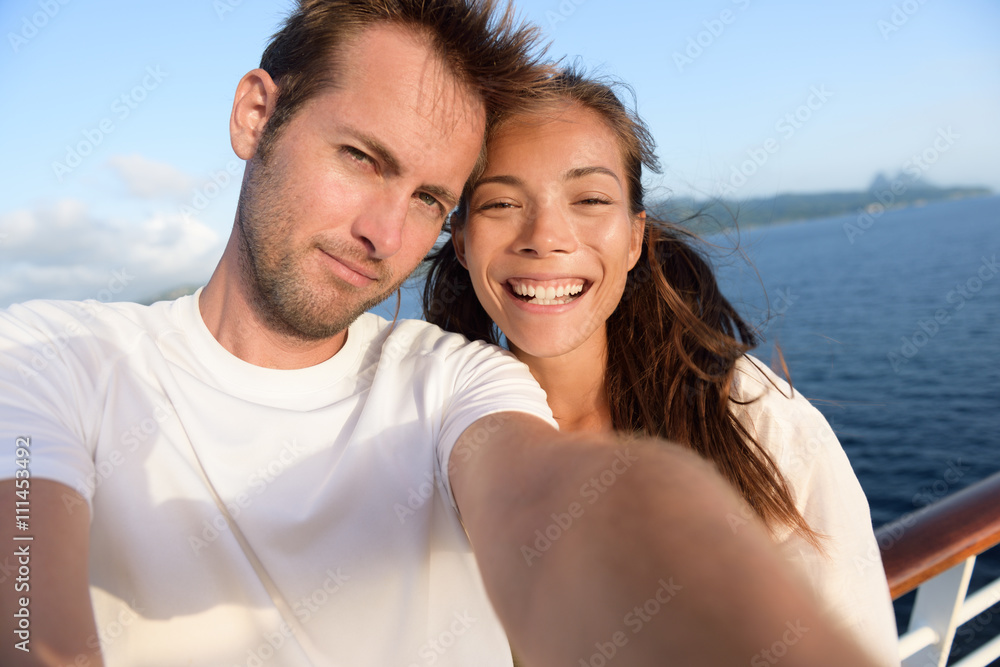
[0,296,195,395]
[0,296,194,379]
[358,316,529,395]
[365,315,511,361]
[1,296,185,339]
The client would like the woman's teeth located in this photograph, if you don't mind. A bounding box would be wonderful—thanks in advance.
[510,282,584,305]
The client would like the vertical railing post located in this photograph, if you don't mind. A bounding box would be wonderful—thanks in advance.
[903,557,976,667]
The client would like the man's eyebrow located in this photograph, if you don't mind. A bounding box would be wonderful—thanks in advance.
[422,184,459,211]
[565,166,621,185]
[344,126,458,210]
[344,127,401,176]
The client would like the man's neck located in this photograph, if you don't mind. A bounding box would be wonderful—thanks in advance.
[199,240,348,370]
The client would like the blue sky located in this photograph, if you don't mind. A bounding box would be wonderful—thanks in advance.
[1,0,998,306]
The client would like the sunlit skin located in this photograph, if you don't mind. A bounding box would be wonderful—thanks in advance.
[453,104,645,431]
[201,25,486,369]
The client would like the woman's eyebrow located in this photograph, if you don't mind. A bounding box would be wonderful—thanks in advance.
[474,174,524,188]
[564,166,621,185]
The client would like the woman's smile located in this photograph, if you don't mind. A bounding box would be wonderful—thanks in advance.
[456,102,644,359]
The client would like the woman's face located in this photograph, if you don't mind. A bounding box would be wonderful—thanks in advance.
[454,103,645,359]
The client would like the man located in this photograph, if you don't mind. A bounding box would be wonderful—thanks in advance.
[0,2,884,665]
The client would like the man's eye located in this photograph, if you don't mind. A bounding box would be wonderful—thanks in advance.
[417,192,439,208]
[344,146,373,164]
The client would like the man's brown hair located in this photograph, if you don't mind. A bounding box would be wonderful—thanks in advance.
[256,0,549,158]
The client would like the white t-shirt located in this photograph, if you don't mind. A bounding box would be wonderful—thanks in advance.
[731,357,900,667]
[0,293,556,667]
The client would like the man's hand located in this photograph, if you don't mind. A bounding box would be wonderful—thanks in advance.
[450,412,883,666]
[0,479,101,667]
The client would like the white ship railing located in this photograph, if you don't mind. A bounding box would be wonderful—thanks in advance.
[876,471,1000,667]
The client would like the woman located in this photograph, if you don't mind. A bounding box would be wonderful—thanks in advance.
[423,69,899,665]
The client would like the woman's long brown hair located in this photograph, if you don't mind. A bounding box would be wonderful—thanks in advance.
[422,68,821,546]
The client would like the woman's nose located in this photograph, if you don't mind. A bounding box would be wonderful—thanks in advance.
[515,205,578,257]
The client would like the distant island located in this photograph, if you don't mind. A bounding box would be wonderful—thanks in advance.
[650,173,993,235]
[142,174,992,304]
[142,285,201,305]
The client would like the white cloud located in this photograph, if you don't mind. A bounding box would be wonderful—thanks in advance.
[107,154,195,201]
[0,200,221,307]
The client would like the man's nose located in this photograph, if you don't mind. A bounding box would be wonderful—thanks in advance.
[352,191,409,259]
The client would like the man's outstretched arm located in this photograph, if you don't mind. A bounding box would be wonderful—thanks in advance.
[450,412,884,667]
[0,479,101,667]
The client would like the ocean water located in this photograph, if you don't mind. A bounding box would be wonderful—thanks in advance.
[709,195,1000,662]
[711,195,1000,529]
[379,195,1000,659]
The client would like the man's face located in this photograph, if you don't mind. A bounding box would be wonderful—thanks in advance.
[237,25,485,340]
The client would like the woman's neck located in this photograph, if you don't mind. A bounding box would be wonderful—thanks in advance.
[512,333,613,434]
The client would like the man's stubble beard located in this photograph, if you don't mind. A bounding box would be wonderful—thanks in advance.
[234,158,408,343]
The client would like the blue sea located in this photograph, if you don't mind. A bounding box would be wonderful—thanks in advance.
[711,195,1000,530]
[712,197,1000,664]
[379,194,1000,660]
[709,195,1000,662]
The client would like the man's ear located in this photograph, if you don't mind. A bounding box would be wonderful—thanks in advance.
[628,211,647,270]
[451,224,469,269]
[230,69,280,160]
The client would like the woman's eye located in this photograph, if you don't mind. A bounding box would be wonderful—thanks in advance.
[579,197,613,206]
[478,201,515,210]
